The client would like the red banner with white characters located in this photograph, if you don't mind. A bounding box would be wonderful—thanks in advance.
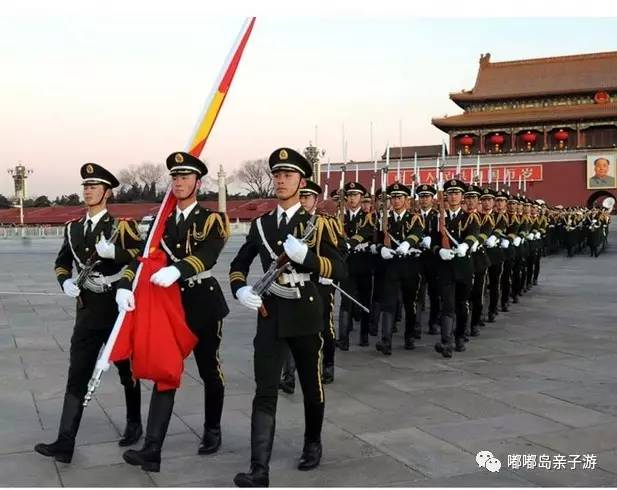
[387,164,543,185]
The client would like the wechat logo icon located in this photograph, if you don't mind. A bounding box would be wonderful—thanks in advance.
[476,450,501,473]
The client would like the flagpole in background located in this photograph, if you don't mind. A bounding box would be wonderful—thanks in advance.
[83,16,257,407]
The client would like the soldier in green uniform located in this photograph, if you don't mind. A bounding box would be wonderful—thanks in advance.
[465,184,492,337]
[431,179,480,357]
[229,148,346,487]
[116,152,230,472]
[416,184,441,335]
[484,188,509,323]
[501,194,521,310]
[35,163,143,464]
[374,182,424,354]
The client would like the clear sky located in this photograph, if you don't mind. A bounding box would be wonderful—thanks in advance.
[2,2,617,197]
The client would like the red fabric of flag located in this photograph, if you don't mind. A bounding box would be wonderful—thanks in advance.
[110,248,197,391]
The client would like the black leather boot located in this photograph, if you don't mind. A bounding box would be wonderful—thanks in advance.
[435,315,454,358]
[123,388,175,472]
[34,392,84,463]
[233,411,274,487]
[376,311,394,356]
[335,309,351,351]
[119,381,143,447]
[298,439,322,471]
[322,364,334,384]
[198,426,221,455]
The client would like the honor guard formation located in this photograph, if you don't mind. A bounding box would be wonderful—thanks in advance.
[33,148,611,487]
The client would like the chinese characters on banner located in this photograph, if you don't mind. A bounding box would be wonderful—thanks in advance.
[387,164,543,185]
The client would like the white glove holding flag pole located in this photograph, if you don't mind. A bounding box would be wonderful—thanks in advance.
[439,248,455,261]
[500,238,510,249]
[535,231,541,240]
[370,244,378,254]
[283,234,308,264]
[471,241,479,253]
[513,236,522,247]
[420,236,431,249]
[236,285,262,310]
[455,242,469,257]
[95,233,115,259]
[381,247,396,260]
[62,278,81,298]
[115,289,135,312]
[150,266,181,287]
[354,242,369,252]
[396,241,410,255]
[485,235,498,248]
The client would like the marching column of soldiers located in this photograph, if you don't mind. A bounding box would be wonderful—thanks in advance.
[35,150,610,487]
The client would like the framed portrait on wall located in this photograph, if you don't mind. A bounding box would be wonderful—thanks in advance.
[587,153,617,190]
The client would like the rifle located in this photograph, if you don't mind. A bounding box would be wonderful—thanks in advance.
[437,158,450,249]
[382,146,391,248]
[74,227,120,307]
[252,214,318,317]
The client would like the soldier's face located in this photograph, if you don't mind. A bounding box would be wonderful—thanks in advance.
[361,201,372,212]
[82,184,109,206]
[419,195,433,209]
[391,195,406,211]
[273,171,303,201]
[507,202,517,212]
[495,199,506,211]
[172,174,199,200]
[465,195,479,210]
[481,197,493,212]
[347,192,362,208]
[299,194,316,212]
[446,190,462,207]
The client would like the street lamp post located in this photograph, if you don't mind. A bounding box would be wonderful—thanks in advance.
[7,162,34,231]
[303,141,326,185]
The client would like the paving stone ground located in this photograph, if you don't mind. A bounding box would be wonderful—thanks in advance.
[1,232,617,487]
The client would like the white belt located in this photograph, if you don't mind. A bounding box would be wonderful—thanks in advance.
[277,271,311,287]
[185,270,212,287]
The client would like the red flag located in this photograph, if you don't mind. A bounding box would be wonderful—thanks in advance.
[105,18,256,391]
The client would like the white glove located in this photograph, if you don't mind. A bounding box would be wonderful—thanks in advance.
[319,278,333,285]
[455,243,469,257]
[370,244,378,255]
[62,278,81,298]
[500,238,510,249]
[513,236,522,247]
[95,233,115,259]
[150,265,181,287]
[439,248,455,261]
[283,234,308,264]
[420,236,432,249]
[396,241,410,255]
[471,241,479,253]
[535,231,541,239]
[486,235,498,248]
[354,242,369,252]
[236,285,262,310]
[115,288,135,312]
[381,247,396,260]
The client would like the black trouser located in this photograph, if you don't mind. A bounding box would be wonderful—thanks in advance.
[339,255,373,340]
[500,258,512,307]
[253,319,324,444]
[470,267,488,327]
[487,262,503,315]
[318,284,336,367]
[419,255,441,329]
[67,291,137,401]
[437,259,473,345]
[511,256,523,299]
[380,257,421,341]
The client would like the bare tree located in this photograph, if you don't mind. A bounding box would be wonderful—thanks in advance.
[234,159,274,197]
[118,167,138,188]
[136,162,166,190]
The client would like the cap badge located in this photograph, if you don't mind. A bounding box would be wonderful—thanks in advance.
[86,164,94,175]
[175,153,184,163]
[279,149,288,160]
[422,185,427,190]
[450,180,456,186]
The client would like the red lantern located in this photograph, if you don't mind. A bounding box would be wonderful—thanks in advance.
[489,133,505,145]
[554,129,568,141]
[459,135,474,146]
[521,131,537,143]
